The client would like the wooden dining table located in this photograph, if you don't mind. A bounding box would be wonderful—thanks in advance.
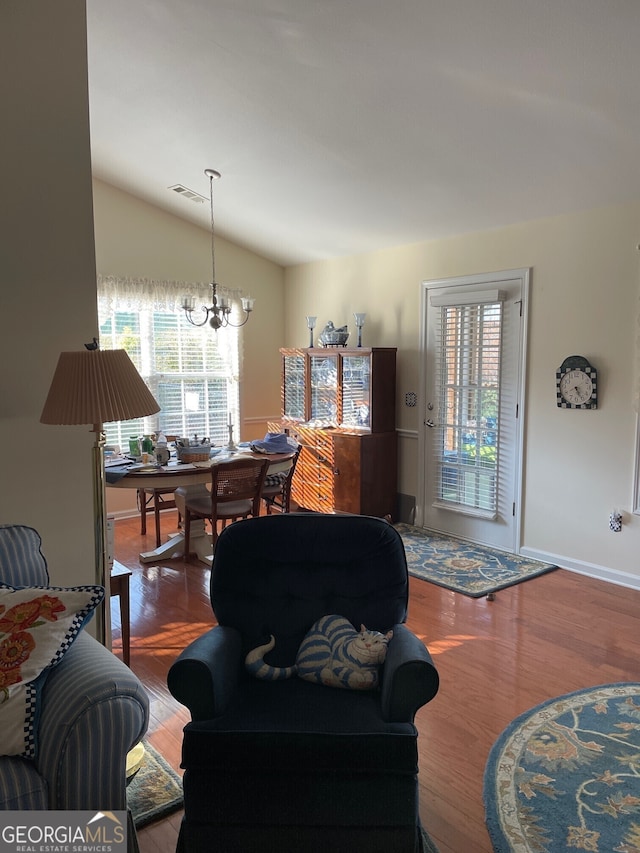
[106,448,295,565]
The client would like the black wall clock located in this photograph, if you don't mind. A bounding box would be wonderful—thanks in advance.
[556,355,597,409]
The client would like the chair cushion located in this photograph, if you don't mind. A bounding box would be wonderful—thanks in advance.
[263,471,287,488]
[181,680,418,830]
[186,497,253,519]
[0,583,104,758]
[182,677,417,773]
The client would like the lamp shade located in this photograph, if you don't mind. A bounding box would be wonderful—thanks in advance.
[40,348,160,426]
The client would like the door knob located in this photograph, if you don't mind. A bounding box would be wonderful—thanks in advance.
[425,419,435,428]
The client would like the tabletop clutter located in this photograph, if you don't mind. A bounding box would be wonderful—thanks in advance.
[108,431,298,467]
[104,432,298,492]
[123,433,211,464]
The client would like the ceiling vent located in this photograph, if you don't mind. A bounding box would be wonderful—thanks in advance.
[168,184,207,203]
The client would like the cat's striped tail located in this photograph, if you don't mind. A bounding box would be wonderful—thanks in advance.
[245,635,296,680]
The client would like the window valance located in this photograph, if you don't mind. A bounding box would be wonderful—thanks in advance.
[97,275,235,313]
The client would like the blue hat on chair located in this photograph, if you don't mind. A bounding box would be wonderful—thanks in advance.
[250,432,298,453]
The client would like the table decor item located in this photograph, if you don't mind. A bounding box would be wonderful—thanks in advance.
[305,315,317,348]
[318,320,349,347]
[177,445,212,463]
[225,412,237,451]
[176,437,212,463]
[155,444,170,465]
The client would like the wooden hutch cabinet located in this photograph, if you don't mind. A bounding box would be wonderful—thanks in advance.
[268,347,397,517]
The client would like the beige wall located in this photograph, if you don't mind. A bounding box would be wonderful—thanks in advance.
[0,1,98,586]
[284,201,640,588]
[92,180,286,517]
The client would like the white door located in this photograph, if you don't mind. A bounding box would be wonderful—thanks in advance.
[417,269,529,552]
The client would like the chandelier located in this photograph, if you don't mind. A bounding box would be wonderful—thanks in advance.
[181,169,254,329]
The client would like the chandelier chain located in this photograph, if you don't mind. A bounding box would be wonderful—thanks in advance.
[208,170,217,291]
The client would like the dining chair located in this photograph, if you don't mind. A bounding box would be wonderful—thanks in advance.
[262,444,302,514]
[138,488,180,547]
[137,435,180,547]
[183,456,270,558]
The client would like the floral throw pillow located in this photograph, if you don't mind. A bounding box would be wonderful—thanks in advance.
[0,583,104,758]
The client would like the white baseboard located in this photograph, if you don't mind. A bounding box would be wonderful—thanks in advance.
[520,545,640,592]
[106,509,139,522]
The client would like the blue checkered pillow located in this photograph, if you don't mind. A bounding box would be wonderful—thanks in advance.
[0,583,104,758]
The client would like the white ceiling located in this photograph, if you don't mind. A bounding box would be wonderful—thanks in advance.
[86,0,640,267]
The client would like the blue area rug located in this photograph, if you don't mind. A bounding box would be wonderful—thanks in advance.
[127,741,183,828]
[395,523,556,597]
[483,683,640,852]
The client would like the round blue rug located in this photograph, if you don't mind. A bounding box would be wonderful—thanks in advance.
[483,683,640,852]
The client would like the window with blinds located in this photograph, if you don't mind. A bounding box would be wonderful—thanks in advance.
[432,296,503,515]
[99,307,237,448]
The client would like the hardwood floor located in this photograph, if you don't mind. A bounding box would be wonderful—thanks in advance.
[112,513,640,853]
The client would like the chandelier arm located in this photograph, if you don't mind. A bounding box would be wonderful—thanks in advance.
[184,306,211,327]
[221,309,251,328]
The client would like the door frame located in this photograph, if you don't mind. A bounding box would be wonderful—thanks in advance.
[416,268,530,553]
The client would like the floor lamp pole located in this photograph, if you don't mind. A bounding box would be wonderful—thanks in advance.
[92,424,110,647]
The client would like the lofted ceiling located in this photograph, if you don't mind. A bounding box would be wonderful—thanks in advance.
[86,0,640,267]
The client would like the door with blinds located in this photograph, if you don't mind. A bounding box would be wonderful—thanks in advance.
[419,270,529,552]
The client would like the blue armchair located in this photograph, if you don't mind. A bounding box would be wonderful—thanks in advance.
[168,513,439,853]
[0,524,149,812]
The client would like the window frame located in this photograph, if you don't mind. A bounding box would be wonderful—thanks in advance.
[97,277,239,449]
[429,289,505,517]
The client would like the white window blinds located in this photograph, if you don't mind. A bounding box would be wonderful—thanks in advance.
[431,293,504,515]
[97,276,239,448]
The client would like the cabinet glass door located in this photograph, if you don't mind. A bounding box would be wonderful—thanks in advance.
[310,354,338,421]
[341,355,371,427]
[282,353,306,419]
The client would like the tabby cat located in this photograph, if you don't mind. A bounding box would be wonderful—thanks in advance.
[245,614,393,690]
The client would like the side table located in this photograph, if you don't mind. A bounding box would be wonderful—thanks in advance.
[110,561,132,666]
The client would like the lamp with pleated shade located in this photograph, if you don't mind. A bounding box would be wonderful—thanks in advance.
[41,343,160,647]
